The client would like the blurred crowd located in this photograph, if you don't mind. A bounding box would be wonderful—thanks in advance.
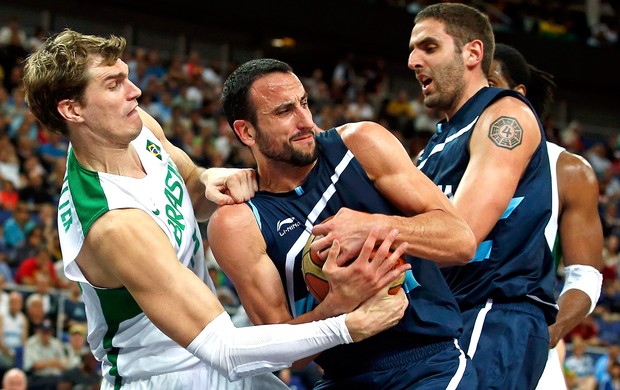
[386,0,619,47]
[0,5,619,389]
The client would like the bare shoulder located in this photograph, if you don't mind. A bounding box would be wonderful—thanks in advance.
[337,121,388,141]
[336,121,405,156]
[78,209,162,287]
[207,203,262,252]
[207,203,267,277]
[87,208,151,243]
[481,96,538,128]
[209,203,255,230]
[475,95,541,152]
[557,150,598,185]
[490,94,532,111]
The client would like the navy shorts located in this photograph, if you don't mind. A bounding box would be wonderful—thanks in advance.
[313,339,477,389]
[459,299,550,390]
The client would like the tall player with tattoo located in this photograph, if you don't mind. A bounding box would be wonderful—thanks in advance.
[406,4,556,389]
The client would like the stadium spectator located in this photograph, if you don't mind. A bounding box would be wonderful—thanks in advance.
[0,291,28,368]
[24,293,49,337]
[14,246,62,288]
[0,143,20,190]
[7,225,42,274]
[0,179,19,212]
[62,324,88,370]
[2,202,35,250]
[596,343,620,387]
[59,282,86,334]
[1,367,27,390]
[599,360,620,390]
[22,318,66,390]
[564,336,597,390]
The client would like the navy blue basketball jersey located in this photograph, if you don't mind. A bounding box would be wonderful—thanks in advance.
[247,129,463,374]
[416,87,557,324]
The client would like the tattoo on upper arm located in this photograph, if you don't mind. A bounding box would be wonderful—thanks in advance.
[488,116,523,150]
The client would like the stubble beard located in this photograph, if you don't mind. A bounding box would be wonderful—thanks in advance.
[423,56,466,114]
[256,126,318,167]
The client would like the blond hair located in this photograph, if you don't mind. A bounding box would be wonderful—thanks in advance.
[22,29,126,136]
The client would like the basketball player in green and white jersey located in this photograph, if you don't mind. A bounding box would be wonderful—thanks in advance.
[22,29,409,389]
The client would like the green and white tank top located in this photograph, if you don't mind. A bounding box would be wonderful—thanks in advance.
[57,126,212,388]
[544,141,564,269]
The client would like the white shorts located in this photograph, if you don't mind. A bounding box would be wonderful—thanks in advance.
[100,364,289,390]
[535,347,566,390]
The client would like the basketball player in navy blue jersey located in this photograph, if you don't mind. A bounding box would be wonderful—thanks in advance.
[208,58,479,389]
[310,3,556,389]
[488,43,604,390]
[408,4,555,389]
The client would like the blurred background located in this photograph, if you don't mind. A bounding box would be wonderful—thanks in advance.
[0,1,618,389]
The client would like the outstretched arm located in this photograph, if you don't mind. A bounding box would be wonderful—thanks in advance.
[78,208,406,380]
[549,151,604,348]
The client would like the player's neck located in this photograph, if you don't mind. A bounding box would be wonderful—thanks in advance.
[257,160,316,193]
[72,143,146,178]
[445,79,489,121]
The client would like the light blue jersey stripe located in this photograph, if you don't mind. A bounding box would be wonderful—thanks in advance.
[501,197,524,219]
[470,241,493,263]
[469,197,524,263]
[247,200,262,230]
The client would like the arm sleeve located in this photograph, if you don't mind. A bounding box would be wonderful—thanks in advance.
[187,311,352,381]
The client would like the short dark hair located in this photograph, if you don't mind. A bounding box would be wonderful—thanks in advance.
[415,3,495,75]
[221,58,293,138]
[493,43,556,120]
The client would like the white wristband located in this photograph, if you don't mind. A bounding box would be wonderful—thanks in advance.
[560,264,603,315]
[187,311,351,381]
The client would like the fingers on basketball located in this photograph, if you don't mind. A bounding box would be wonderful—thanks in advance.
[302,233,405,302]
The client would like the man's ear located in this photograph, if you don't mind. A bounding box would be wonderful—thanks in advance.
[57,99,83,124]
[464,40,484,69]
[514,84,527,96]
[232,119,256,147]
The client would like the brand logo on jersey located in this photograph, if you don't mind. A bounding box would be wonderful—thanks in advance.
[146,140,162,160]
[277,217,301,237]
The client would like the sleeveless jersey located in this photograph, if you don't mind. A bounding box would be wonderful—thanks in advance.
[58,126,211,387]
[246,129,463,374]
[416,87,557,323]
[545,142,565,269]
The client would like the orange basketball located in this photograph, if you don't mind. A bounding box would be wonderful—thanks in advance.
[301,232,406,302]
